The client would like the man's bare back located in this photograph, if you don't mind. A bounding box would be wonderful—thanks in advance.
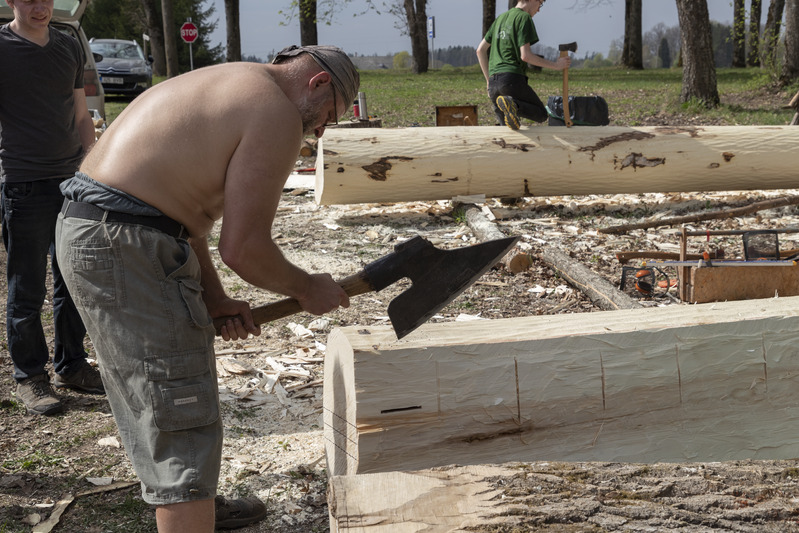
[81,63,303,239]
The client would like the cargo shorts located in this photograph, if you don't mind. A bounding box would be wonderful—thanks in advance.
[55,213,222,506]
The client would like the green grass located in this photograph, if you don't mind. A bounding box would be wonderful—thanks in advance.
[103,66,798,128]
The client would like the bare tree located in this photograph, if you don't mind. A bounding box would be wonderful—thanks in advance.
[299,0,318,46]
[747,0,762,66]
[621,0,643,69]
[676,0,719,107]
[403,0,429,73]
[761,0,785,67]
[482,0,497,38]
[782,0,799,83]
[225,0,241,62]
[140,0,165,76]
[732,0,746,67]
[161,0,179,77]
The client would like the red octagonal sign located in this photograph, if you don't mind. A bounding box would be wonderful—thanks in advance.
[180,21,198,43]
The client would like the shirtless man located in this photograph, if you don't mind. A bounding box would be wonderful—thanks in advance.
[55,45,358,532]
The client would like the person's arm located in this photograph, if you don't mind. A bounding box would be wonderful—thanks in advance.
[476,39,491,86]
[72,88,96,152]
[190,235,261,341]
[217,98,349,317]
[520,43,571,70]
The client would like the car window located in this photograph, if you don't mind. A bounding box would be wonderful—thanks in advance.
[91,43,145,60]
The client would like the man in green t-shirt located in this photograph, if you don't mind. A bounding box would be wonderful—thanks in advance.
[477,0,570,130]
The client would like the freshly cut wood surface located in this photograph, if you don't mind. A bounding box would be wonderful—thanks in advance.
[323,296,799,477]
[315,125,799,205]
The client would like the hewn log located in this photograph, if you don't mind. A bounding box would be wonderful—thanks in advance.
[314,126,799,205]
[323,296,799,477]
[600,195,799,234]
[539,246,641,310]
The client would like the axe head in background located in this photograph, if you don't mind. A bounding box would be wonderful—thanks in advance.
[559,41,578,55]
[365,235,519,339]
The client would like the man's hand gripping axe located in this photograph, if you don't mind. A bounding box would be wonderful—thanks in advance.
[214,235,518,340]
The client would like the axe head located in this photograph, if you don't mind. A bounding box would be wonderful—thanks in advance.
[364,235,519,339]
[559,41,578,53]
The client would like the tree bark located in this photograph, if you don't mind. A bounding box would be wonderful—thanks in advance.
[224,0,241,62]
[733,0,747,67]
[748,0,762,66]
[299,0,318,46]
[315,126,799,205]
[621,0,643,69]
[676,0,720,107]
[160,0,179,77]
[482,0,496,39]
[762,0,785,68]
[140,0,165,76]
[781,0,799,84]
[404,0,429,73]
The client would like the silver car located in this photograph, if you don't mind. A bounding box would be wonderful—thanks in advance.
[90,38,153,96]
[0,0,105,119]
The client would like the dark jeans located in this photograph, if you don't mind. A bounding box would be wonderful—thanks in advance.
[1,178,88,381]
[488,72,548,124]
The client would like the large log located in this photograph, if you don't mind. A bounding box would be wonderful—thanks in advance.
[314,125,799,205]
[323,296,799,477]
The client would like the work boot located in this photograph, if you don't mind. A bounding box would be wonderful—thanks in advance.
[496,95,520,130]
[54,361,105,394]
[215,495,267,530]
[16,374,64,416]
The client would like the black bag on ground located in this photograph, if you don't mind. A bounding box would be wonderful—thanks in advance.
[546,95,610,126]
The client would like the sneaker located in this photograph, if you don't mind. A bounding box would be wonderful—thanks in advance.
[54,361,105,394]
[215,495,267,529]
[496,95,521,130]
[16,374,64,416]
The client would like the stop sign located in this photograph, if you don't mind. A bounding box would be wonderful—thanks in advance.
[180,21,198,43]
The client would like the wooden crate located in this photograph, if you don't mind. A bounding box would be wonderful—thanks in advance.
[689,263,799,303]
[435,105,477,126]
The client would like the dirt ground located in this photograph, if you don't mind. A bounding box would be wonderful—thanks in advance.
[3,133,799,530]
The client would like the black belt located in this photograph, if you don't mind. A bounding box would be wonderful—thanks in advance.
[61,199,188,239]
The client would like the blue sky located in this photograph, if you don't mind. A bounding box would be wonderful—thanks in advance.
[206,1,750,60]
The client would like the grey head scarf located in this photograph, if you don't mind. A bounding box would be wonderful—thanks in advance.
[272,45,360,110]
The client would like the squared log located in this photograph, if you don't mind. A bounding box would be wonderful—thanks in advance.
[323,296,799,477]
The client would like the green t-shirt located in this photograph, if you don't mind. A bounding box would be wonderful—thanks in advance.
[484,7,539,76]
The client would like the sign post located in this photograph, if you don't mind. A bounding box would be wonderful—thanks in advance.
[180,18,198,71]
[427,16,435,69]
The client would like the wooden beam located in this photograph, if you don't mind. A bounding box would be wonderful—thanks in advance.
[315,126,799,205]
[690,264,799,302]
[323,296,799,477]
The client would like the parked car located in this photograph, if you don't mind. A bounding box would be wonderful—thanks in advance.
[90,38,153,96]
[0,0,105,119]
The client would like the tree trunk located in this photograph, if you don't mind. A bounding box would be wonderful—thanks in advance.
[781,0,799,84]
[224,0,241,62]
[140,0,165,76]
[621,0,643,69]
[160,0,179,77]
[299,0,318,46]
[315,126,799,205]
[404,0,429,73]
[733,0,747,67]
[762,0,785,68]
[676,0,720,107]
[482,0,496,38]
[747,0,762,66]
[323,296,799,476]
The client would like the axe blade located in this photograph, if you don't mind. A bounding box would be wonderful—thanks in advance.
[383,236,518,339]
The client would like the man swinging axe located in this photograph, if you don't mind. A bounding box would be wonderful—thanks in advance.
[477,0,571,130]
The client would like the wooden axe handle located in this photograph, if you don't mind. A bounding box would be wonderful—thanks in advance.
[213,271,374,334]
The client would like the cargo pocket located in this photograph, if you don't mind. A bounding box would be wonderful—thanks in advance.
[69,244,119,307]
[145,351,219,432]
[177,277,213,329]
